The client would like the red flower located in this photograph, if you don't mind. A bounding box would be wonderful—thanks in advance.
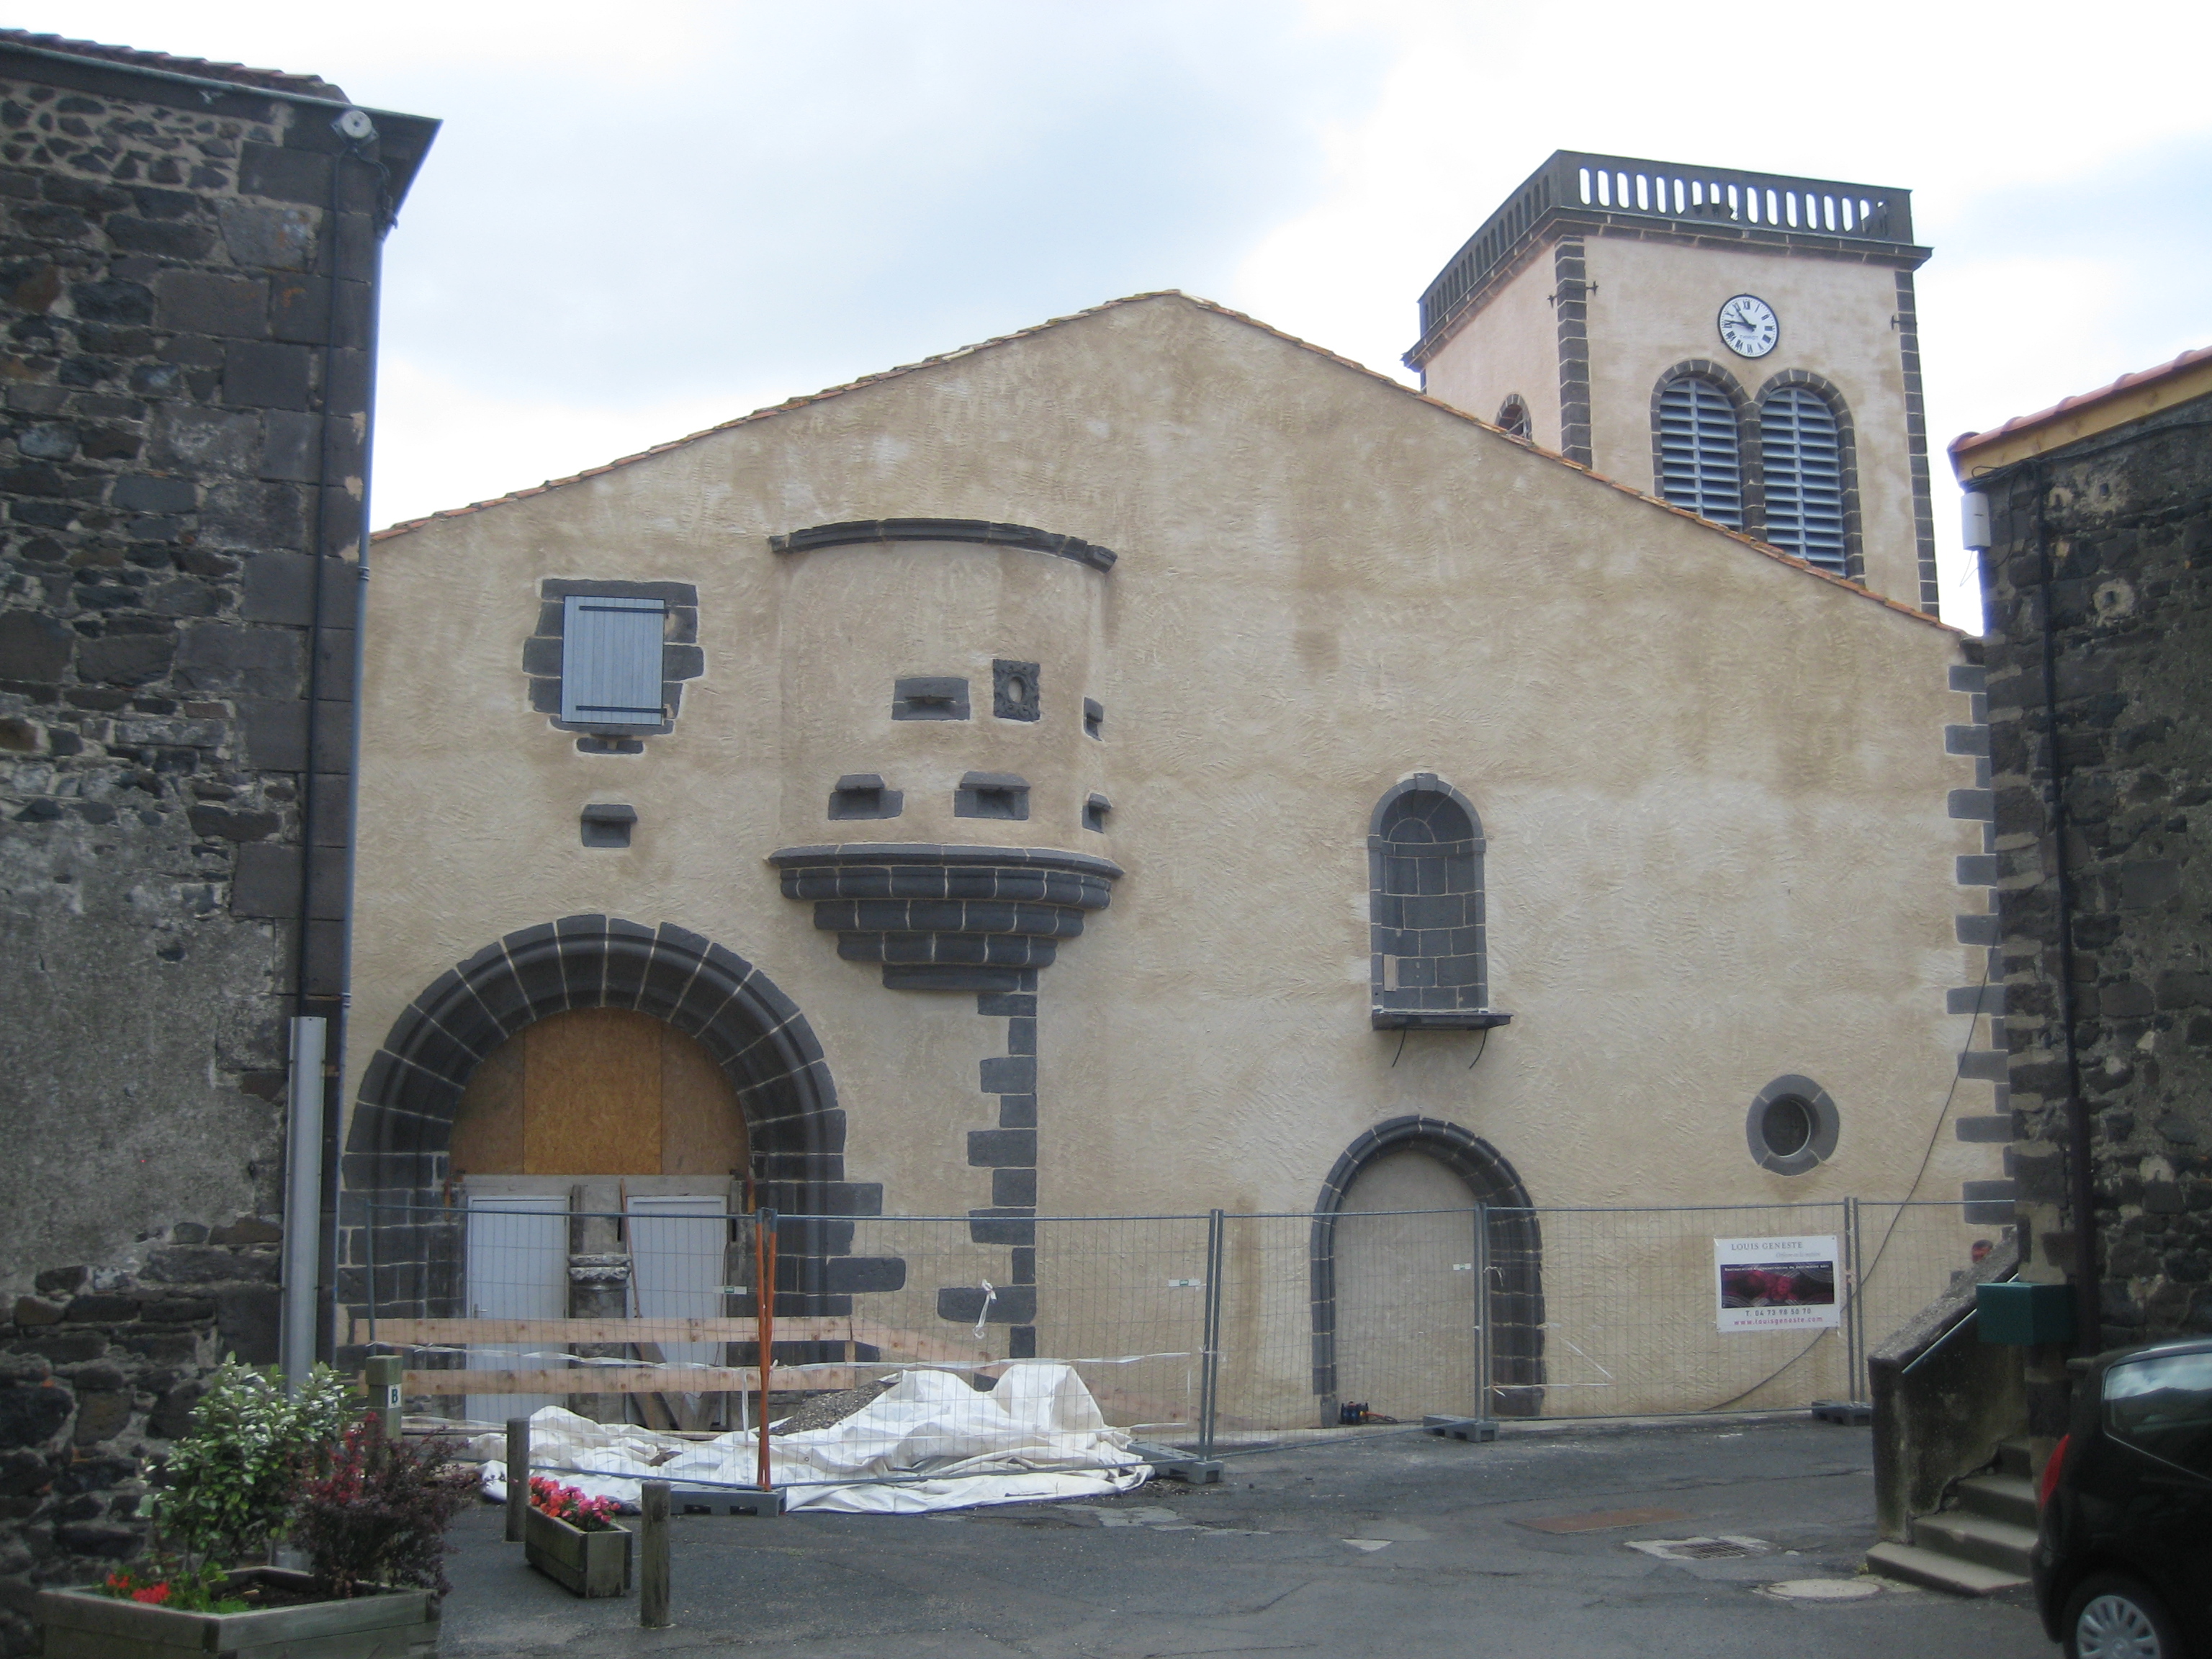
[130,1583,171,1604]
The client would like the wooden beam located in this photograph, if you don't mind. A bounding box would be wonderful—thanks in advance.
[403,1367,887,1396]
[367,1318,781,1345]
[357,1316,994,1368]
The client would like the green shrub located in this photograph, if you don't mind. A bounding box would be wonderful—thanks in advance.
[142,1359,354,1574]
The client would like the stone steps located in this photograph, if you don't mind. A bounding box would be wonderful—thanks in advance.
[1911,1508,2038,1576]
[1863,1439,2040,1596]
[1864,1540,2031,1597]
[1955,1473,2037,1529]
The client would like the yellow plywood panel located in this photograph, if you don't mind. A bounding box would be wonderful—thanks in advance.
[522,1008,662,1175]
[449,1038,524,1176]
[410,1367,778,1395]
[660,1024,747,1176]
[360,1316,998,1367]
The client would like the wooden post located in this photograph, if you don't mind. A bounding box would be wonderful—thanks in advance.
[363,1354,403,1441]
[505,1417,530,1543]
[639,1480,670,1629]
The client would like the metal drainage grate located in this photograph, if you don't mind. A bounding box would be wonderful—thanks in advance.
[1627,1536,1773,1563]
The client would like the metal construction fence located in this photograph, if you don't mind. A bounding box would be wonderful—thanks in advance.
[354,1195,1990,1489]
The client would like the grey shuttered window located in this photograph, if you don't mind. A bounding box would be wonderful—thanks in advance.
[1655,375,1744,528]
[1759,386,1847,575]
[560,595,665,726]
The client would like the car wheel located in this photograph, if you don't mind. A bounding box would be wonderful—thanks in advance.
[2064,1574,2185,1659]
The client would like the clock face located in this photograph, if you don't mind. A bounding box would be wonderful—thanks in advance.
[1717,294,1779,359]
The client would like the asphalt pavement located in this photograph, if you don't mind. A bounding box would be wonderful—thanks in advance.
[439,1415,2055,1658]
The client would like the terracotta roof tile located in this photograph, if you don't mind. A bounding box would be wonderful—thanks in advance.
[374,290,1956,634]
[1951,342,2212,468]
[0,27,347,101]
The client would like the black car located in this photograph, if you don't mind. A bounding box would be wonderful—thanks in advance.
[2033,1335,2212,1659]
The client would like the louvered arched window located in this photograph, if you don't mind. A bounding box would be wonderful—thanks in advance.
[1655,374,1743,528]
[1759,385,1847,575]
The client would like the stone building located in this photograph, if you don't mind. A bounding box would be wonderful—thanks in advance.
[0,31,433,1647]
[344,273,2002,1426]
[1959,344,2212,1347]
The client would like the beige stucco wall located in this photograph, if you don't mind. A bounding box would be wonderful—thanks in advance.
[353,295,1995,1414]
[1580,238,1922,604]
[1415,248,1563,447]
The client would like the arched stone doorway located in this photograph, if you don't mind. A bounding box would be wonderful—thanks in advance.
[340,916,883,1364]
[1310,1116,1545,1420]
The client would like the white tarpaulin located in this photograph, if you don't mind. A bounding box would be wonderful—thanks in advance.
[473,1363,1151,1515]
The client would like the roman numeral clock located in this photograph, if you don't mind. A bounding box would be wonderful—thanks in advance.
[1718,294,1779,359]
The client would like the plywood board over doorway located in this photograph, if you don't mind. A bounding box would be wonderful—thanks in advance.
[449,1008,748,1178]
[527,1009,662,1174]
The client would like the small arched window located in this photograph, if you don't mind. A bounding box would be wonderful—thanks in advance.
[1369,775,1497,1028]
[1496,396,1532,440]
[1759,385,1848,575]
[1655,374,1744,527]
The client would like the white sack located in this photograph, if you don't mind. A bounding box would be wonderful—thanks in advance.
[475,1362,1150,1515]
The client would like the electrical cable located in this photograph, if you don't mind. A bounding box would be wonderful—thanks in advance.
[1701,945,1993,1412]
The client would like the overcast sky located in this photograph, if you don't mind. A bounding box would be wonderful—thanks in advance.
[48,0,2212,630]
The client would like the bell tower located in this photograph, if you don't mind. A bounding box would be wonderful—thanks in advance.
[1406,151,1938,614]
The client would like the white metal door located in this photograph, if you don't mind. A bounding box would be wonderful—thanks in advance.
[627,1195,729,1428]
[464,1192,567,1425]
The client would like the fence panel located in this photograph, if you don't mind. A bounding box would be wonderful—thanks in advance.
[356,1190,1990,1491]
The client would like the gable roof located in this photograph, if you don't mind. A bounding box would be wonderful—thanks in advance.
[0,27,347,100]
[374,290,1956,634]
[1950,343,2212,478]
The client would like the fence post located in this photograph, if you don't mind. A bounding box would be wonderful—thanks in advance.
[1198,1210,1225,1458]
[505,1417,531,1542]
[639,1479,670,1629]
[1473,1202,1493,1421]
[1845,1196,1866,1404]
[755,1208,777,1494]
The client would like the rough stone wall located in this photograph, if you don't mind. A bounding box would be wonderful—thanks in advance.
[0,51,403,1652]
[1979,392,2212,1348]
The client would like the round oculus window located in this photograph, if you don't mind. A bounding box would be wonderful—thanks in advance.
[1745,1076,1840,1177]
[1759,1096,1815,1160]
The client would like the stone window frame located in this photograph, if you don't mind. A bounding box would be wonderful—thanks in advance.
[1745,1074,1841,1177]
[1648,359,1765,538]
[521,579,703,744]
[956,771,1030,821]
[1495,395,1533,441]
[993,660,1040,723]
[1368,773,1506,1029]
[894,676,969,721]
[1753,369,1863,584]
[828,774,903,821]
[1309,1117,1545,1419]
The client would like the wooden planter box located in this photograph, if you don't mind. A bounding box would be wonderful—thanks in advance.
[35,1568,437,1657]
[524,1504,632,1598]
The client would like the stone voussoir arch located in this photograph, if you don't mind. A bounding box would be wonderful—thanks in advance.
[342,915,867,1343]
[1309,1115,1546,1419]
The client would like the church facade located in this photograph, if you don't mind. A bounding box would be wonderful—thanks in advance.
[343,255,2002,1416]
